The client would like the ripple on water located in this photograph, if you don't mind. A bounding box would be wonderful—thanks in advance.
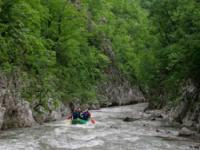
[0,138,40,150]
[40,137,104,149]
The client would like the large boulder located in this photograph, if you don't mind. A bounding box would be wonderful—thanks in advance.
[3,100,36,129]
[60,103,71,117]
[178,127,195,137]
[33,101,70,124]
[33,106,49,124]
[48,110,62,121]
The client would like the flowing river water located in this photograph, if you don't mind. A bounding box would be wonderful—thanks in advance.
[0,103,199,150]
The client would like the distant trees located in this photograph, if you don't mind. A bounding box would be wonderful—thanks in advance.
[0,0,199,108]
[137,0,200,107]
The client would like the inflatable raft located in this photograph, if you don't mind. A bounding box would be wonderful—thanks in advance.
[71,118,89,124]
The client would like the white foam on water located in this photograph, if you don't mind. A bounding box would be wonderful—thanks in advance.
[60,128,114,141]
[45,138,104,149]
[71,123,95,129]
[124,136,140,142]
[54,127,69,136]
[0,138,40,150]
[70,140,104,149]
[44,120,71,127]
[70,134,97,141]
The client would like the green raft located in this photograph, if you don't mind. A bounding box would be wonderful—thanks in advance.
[71,118,89,124]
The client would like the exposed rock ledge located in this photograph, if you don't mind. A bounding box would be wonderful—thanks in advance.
[0,72,70,130]
[2,100,36,129]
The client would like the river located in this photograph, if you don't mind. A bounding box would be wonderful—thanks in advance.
[0,103,199,150]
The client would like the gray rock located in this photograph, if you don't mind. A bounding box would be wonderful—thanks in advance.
[3,101,36,129]
[178,127,195,137]
[99,79,145,107]
[89,103,100,110]
[60,104,71,117]
[33,106,49,124]
[168,102,188,123]
[123,117,140,122]
[97,37,145,107]
[164,79,200,133]
[156,129,161,133]
[48,111,62,121]
[33,102,71,123]
[0,106,5,129]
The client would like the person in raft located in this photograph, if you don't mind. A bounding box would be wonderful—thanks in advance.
[67,108,93,120]
[72,108,82,120]
[80,109,91,121]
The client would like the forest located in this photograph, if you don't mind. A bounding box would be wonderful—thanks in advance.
[0,0,199,112]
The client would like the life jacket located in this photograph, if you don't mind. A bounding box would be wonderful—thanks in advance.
[81,111,91,120]
[72,111,80,119]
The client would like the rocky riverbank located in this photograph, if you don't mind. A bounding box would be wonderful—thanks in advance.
[0,72,70,130]
[144,109,200,141]
[0,70,145,130]
[167,80,200,133]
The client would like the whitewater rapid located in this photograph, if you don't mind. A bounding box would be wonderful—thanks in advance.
[0,103,199,150]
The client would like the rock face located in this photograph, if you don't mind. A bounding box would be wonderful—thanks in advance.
[46,103,70,122]
[98,36,145,107]
[0,34,146,129]
[0,106,5,128]
[99,77,145,106]
[49,111,62,121]
[33,101,70,124]
[167,79,200,132]
[3,100,36,129]
[0,73,6,129]
[0,72,36,129]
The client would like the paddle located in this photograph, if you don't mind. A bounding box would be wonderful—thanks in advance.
[91,119,96,124]
[65,115,72,120]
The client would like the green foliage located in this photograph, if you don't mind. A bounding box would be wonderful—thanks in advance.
[0,0,199,108]
[137,0,200,107]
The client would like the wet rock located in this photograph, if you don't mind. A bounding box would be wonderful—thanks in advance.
[194,145,200,149]
[123,117,140,122]
[110,125,118,129]
[146,110,165,121]
[166,131,171,134]
[156,129,161,133]
[190,145,200,149]
[178,127,195,137]
[151,111,164,119]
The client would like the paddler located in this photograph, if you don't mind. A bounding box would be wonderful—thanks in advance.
[80,109,91,121]
[72,108,82,120]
